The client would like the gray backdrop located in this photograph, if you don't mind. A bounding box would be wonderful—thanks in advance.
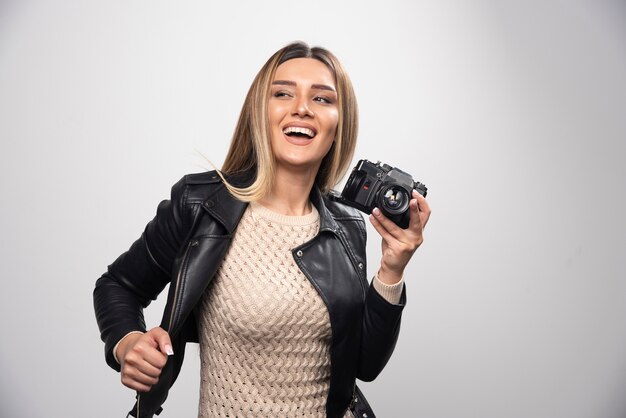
[1,1,625,417]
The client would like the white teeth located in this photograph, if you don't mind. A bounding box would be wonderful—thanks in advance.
[283,126,315,138]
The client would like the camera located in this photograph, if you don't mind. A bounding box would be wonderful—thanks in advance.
[332,159,427,229]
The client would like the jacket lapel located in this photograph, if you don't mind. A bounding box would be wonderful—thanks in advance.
[200,183,248,234]
[162,179,248,336]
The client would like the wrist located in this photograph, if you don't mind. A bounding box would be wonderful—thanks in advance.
[377,265,403,285]
[114,331,144,365]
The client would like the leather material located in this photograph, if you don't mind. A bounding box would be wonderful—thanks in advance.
[94,171,405,418]
[352,385,377,418]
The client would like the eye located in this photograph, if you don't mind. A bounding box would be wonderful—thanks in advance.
[273,90,292,98]
[314,96,334,104]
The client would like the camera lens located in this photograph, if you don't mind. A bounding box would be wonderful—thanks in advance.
[379,185,410,215]
[343,170,366,199]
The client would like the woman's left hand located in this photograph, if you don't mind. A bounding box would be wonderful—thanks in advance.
[369,190,431,284]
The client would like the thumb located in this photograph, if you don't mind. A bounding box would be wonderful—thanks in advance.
[148,327,174,356]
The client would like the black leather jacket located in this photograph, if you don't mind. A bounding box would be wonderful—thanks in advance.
[94,171,406,418]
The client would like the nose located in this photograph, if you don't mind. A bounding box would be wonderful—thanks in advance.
[292,96,314,118]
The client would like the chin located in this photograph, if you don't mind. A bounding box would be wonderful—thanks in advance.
[275,154,322,171]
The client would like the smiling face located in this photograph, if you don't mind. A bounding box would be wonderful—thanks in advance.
[268,57,339,176]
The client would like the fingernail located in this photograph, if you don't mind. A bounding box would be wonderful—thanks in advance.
[165,345,174,356]
[373,208,380,216]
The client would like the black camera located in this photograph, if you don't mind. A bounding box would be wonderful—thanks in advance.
[332,159,427,229]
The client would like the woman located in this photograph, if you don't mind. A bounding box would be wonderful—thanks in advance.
[94,41,430,418]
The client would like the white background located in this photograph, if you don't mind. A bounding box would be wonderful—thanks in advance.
[1,1,625,417]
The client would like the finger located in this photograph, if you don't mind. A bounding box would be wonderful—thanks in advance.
[121,374,154,393]
[409,191,431,230]
[413,190,431,216]
[140,344,168,369]
[146,327,174,356]
[155,329,174,356]
[128,355,164,378]
[371,207,404,240]
[127,334,168,370]
[369,210,396,244]
[407,198,422,231]
[122,363,160,386]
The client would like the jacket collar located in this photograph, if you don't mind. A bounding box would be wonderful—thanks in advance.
[309,185,340,234]
[200,171,339,235]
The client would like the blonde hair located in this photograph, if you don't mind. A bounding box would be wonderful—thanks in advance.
[220,41,358,201]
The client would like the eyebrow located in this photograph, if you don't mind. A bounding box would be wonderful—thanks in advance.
[272,80,336,92]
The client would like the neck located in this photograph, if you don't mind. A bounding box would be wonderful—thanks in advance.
[259,165,319,216]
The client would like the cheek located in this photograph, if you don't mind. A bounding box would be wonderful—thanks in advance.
[268,110,278,128]
[324,109,339,138]
[268,102,287,126]
[324,118,339,153]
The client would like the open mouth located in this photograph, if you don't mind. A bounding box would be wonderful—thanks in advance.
[283,126,316,139]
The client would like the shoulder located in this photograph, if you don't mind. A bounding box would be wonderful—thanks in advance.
[183,170,222,185]
[323,194,364,222]
[170,170,224,205]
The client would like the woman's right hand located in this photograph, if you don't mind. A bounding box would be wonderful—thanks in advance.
[116,327,173,392]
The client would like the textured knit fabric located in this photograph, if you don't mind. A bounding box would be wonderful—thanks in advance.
[372,273,404,304]
[197,202,354,418]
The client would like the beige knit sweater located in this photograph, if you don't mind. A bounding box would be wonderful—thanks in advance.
[197,202,403,417]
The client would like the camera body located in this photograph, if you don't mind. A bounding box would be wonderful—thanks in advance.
[333,159,427,229]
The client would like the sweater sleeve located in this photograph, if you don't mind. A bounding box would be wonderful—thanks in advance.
[372,273,404,305]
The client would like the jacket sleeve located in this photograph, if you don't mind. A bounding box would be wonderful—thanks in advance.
[93,177,191,371]
[343,214,406,382]
[357,280,406,381]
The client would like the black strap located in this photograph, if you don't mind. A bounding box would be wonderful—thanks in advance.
[352,385,377,418]
[126,399,162,417]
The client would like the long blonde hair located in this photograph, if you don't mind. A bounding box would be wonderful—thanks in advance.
[220,41,359,201]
